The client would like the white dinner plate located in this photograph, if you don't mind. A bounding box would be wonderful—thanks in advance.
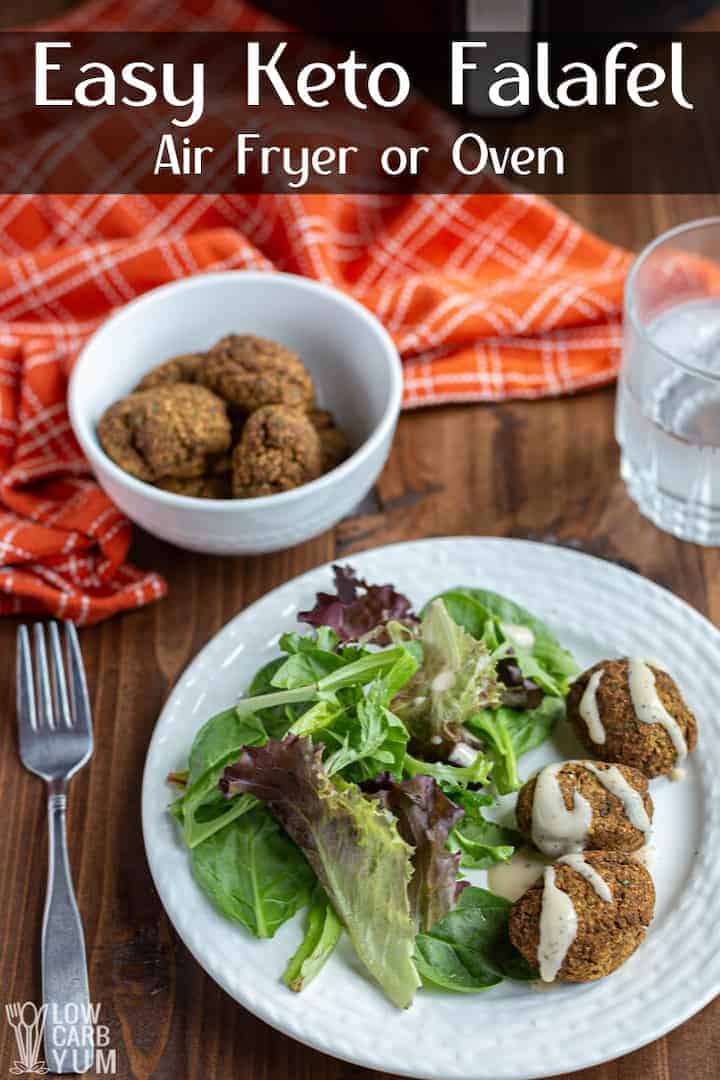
[141,538,720,1080]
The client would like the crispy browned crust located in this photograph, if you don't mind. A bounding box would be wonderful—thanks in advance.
[231,405,322,498]
[509,851,655,982]
[308,408,351,472]
[97,384,231,482]
[567,659,697,778]
[201,334,314,413]
[135,353,207,391]
[516,760,653,853]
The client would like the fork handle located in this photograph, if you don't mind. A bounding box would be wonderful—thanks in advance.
[42,783,94,1074]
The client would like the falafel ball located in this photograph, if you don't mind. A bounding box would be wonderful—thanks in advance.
[516,760,653,855]
[308,409,351,472]
[231,404,322,498]
[567,658,697,778]
[201,334,314,413]
[98,383,231,483]
[509,851,655,982]
[135,352,206,390]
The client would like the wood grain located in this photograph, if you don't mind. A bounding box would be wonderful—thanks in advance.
[0,4,719,1080]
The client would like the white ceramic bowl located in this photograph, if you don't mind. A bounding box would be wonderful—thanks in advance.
[69,271,402,555]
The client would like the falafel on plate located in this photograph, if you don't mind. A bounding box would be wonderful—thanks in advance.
[516,760,653,856]
[509,851,655,982]
[567,658,697,778]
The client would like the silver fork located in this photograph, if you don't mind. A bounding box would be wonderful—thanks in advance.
[16,622,94,1075]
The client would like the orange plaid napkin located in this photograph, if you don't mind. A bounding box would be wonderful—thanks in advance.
[0,0,631,625]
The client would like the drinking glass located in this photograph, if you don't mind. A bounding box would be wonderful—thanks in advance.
[616,218,720,545]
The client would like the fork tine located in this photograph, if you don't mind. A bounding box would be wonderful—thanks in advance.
[16,625,38,739]
[65,621,92,738]
[33,623,55,730]
[48,622,72,729]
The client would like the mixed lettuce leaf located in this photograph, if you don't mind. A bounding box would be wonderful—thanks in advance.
[361,773,466,932]
[299,564,417,643]
[435,587,578,698]
[167,568,577,1008]
[222,735,421,1008]
[392,598,500,760]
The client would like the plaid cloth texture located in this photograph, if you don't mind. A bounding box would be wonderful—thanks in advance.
[0,0,632,624]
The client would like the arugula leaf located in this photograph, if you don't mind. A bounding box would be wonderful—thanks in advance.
[403,751,491,788]
[236,645,418,720]
[444,787,520,869]
[362,774,465,931]
[392,599,500,756]
[221,735,421,1008]
[191,805,315,938]
[414,886,535,992]
[283,887,343,992]
[467,696,565,794]
[321,685,409,782]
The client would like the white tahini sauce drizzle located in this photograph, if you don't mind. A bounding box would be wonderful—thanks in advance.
[487,848,546,902]
[531,762,593,857]
[559,854,613,902]
[582,762,652,835]
[538,866,577,982]
[448,743,478,768]
[500,622,535,650]
[627,657,688,761]
[579,668,606,744]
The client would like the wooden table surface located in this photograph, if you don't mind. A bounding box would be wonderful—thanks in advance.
[1,3,720,1079]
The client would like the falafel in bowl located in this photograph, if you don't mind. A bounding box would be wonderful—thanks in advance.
[69,271,402,555]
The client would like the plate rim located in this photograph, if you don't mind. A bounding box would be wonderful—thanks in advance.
[141,536,720,1080]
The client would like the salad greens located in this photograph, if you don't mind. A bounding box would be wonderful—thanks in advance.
[392,598,501,758]
[444,787,522,870]
[361,773,466,932]
[283,886,343,992]
[435,587,578,698]
[222,735,421,1009]
[168,565,577,1008]
[191,804,315,938]
[468,697,566,795]
[414,886,537,992]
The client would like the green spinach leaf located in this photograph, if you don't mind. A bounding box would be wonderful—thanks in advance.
[414,886,535,992]
[176,707,268,848]
[191,805,315,939]
[468,696,564,793]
